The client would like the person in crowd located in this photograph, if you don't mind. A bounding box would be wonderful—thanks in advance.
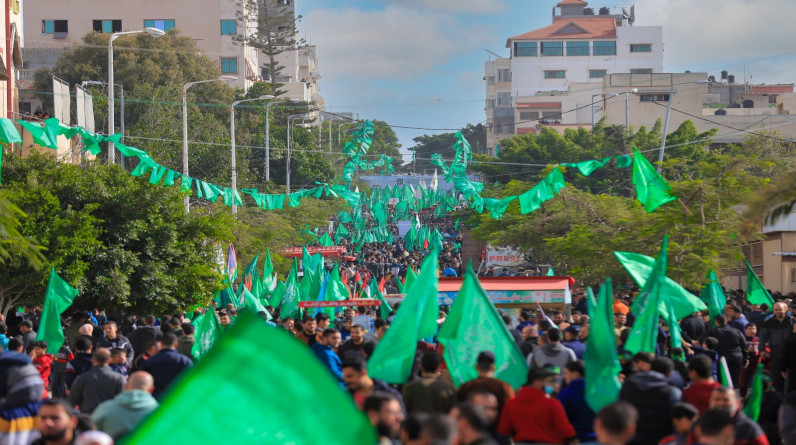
[466,390,508,445]
[30,341,53,395]
[295,316,317,346]
[176,323,195,359]
[140,334,192,399]
[558,361,594,443]
[693,409,736,445]
[337,324,373,361]
[618,357,682,445]
[520,325,538,358]
[658,402,698,445]
[363,392,404,445]
[51,339,74,398]
[782,321,796,392]
[33,399,79,445]
[454,403,499,445]
[0,322,10,352]
[339,317,354,341]
[615,313,628,337]
[65,336,94,389]
[740,323,761,396]
[528,329,577,382]
[311,328,343,385]
[419,413,457,444]
[779,391,796,445]
[365,319,390,344]
[128,315,163,358]
[562,326,586,360]
[702,314,748,387]
[683,355,720,413]
[69,348,125,414]
[707,386,767,445]
[503,316,522,347]
[726,304,749,332]
[746,304,769,327]
[760,302,795,392]
[400,413,429,445]
[131,340,161,372]
[497,367,577,444]
[402,352,457,415]
[680,312,707,343]
[92,371,159,441]
[342,356,404,411]
[109,348,129,380]
[19,321,37,354]
[591,401,638,445]
[457,351,515,415]
[97,321,134,365]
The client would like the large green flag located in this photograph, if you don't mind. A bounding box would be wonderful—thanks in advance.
[742,363,764,422]
[632,147,677,212]
[242,255,260,298]
[614,251,706,320]
[368,253,439,384]
[318,233,334,247]
[36,268,79,354]
[700,270,727,327]
[624,235,668,355]
[268,280,286,308]
[218,280,238,309]
[369,279,392,320]
[546,267,555,277]
[664,298,683,350]
[438,265,528,390]
[299,247,323,302]
[240,287,270,320]
[191,308,222,361]
[585,280,622,412]
[402,266,418,295]
[745,261,775,308]
[123,313,376,444]
[324,264,350,303]
[280,260,301,319]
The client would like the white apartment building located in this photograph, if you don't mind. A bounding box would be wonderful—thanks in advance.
[22,0,260,90]
[0,0,23,120]
[485,0,663,148]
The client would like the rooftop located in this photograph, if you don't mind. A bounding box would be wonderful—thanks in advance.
[557,0,589,5]
[506,17,616,45]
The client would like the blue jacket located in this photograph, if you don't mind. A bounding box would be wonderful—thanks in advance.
[310,343,343,384]
[563,340,586,360]
[557,378,595,443]
[140,348,192,399]
[65,352,94,388]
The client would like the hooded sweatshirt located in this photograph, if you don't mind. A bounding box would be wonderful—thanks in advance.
[528,342,577,376]
[618,371,682,445]
[92,389,159,440]
[498,386,576,444]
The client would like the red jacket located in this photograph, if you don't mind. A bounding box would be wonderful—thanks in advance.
[682,380,720,413]
[498,386,576,444]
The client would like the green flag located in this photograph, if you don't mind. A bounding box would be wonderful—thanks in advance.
[368,253,439,384]
[700,270,727,327]
[585,280,621,412]
[36,268,79,354]
[624,235,668,355]
[546,267,555,277]
[324,264,350,302]
[268,280,287,308]
[614,251,706,320]
[745,261,775,308]
[368,279,392,320]
[402,266,418,295]
[742,363,764,422]
[438,265,528,389]
[124,313,376,444]
[218,280,238,309]
[318,233,334,247]
[632,147,677,212]
[241,287,270,320]
[280,260,301,319]
[242,255,260,297]
[191,309,222,361]
[664,298,683,350]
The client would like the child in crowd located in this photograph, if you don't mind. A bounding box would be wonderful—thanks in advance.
[50,338,74,398]
[30,340,53,398]
[658,403,699,445]
[109,347,130,381]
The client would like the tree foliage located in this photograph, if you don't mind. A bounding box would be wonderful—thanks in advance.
[407,124,486,173]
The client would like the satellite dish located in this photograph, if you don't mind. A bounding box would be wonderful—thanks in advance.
[622,7,630,18]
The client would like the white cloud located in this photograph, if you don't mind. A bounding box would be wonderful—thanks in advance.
[302,5,490,82]
[634,0,796,83]
[372,0,509,14]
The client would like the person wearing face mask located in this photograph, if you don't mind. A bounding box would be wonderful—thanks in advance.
[497,368,577,445]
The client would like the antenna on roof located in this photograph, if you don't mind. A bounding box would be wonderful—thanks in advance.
[484,49,504,59]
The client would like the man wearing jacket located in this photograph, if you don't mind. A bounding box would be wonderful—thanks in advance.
[618,357,682,445]
[65,336,94,389]
[760,302,795,392]
[528,329,577,383]
[497,367,577,444]
[707,386,768,445]
[701,314,748,387]
[140,334,192,399]
[310,328,343,384]
[92,371,159,441]
[68,348,125,414]
[128,315,163,358]
[97,321,134,365]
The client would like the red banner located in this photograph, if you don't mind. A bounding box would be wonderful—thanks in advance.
[298,299,381,308]
[282,246,347,257]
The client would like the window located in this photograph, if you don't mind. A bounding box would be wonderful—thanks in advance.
[593,41,616,55]
[496,91,512,107]
[42,20,68,34]
[630,44,652,53]
[144,19,175,32]
[221,20,237,35]
[544,70,566,79]
[93,20,122,33]
[640,94,670,102]
[542,111,562,119]
[631,68,653,74]
[485,75,495,86]
[514,42,537,57]
[589,69,607,78]
[566,41,589,56]
[541,41,563,56]
[221,57,238,74]
[486,99,496,108]
[519,111,540,120]
[396,178,404,185]
[496,68,511,83]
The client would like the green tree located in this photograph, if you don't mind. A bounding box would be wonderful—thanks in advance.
[407,124,485,173]
[368,120,402,167]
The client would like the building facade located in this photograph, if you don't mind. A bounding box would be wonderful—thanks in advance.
[485,0,663,149]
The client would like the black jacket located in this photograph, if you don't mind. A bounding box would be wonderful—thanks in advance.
[128,325,164,358]
[618,371,682,445]
[702,326,748,362]
[760,315,795,353]
[140,348,192,399]
[680,314,706,343]
[96,335,134,364]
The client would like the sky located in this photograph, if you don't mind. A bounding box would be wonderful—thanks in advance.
[297,0,796,161]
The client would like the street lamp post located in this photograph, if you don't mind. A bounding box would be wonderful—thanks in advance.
[265,99,300,182]
[286,113,308,194]
[82,80,125,164]
[230,95,274,214]
[108,27,165,164]
[657,79,709,171]
[182,76,237,213]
